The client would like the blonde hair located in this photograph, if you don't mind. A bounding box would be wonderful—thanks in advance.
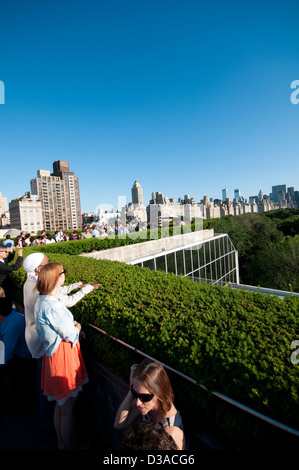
[36,262,63,295]
[133,359,174,415]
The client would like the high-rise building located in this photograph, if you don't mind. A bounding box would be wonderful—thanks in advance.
[271,184,286,202]
[258,189,263,202]
[0,192,8,216]
[9,194,43,234]
[30,160,82,232]
[0,193,10,227]
[131,180,144,205]
[222,188,228,202]
[287,187,295,202]
[150,191,169,205]
[234,189,241,202]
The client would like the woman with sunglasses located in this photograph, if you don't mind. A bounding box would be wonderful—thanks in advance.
[114,358,186,450]
[34,262,89,450]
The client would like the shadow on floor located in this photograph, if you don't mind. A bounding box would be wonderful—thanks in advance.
[0,356,113,455]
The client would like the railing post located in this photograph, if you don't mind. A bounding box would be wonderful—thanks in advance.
[235,250,240,284]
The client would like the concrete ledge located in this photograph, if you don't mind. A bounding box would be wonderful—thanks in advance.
[79,229,214,263]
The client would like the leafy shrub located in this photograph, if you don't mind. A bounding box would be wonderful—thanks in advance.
[11,243,299,449]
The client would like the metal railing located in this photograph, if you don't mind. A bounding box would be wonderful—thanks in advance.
[87,323,299,439]
[191,279,299,298]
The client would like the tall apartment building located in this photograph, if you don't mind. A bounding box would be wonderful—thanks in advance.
[9,194,43,234]
[0,192,8,216]
[30,160,82,232]
[0,192,10,227]
[150,191,170,205]
[271,184,287,202]
[131,180,144,205]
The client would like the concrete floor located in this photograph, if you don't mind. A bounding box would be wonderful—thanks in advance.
[0,357,112,457]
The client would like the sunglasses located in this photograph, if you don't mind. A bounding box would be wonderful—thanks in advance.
[130,384,154,403]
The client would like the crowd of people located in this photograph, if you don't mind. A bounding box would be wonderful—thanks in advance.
[2,221,149,250]
[0,231,186,451]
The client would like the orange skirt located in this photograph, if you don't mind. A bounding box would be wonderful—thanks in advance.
[41,340,88,405]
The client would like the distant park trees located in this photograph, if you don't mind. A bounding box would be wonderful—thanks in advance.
[204,209,299,292]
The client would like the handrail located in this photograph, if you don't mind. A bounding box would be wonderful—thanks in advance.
[87,322,299,438]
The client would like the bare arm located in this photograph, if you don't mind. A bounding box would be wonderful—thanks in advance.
[113,390,139,429]
[114,364,139,429]
[165,426,186,450]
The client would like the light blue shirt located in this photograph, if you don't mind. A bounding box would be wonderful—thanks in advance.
[34,295,79,357]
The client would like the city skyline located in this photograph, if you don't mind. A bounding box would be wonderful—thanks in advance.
[0,1,298,212]
[1,165,298,213]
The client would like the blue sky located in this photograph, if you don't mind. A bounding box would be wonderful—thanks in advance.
[0,0,298,212]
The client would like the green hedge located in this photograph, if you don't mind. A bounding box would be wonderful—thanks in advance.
[10,243,299,449]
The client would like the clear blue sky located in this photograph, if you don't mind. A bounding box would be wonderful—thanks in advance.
[1,0,298,212]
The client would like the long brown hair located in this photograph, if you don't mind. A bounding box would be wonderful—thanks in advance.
[133,359,174,415]
[36,262,63,295]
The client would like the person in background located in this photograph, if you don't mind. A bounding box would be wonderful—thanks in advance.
[22,233,31,247]
[45,233,55,244]
[40,233,47,244]
[122,421,178,450]
[81,228,92,239]
[91,226,100,237]
[2,234,15,249]
[54,231,61,243]
[58,228,64,239]
[14,235,23,248]
[114,359,186,450]
[20,231,26,244]
[35,262,89,450]
[69,231,78,241]
[29,236,38,246]
[0,247,23,302]
[0,294,31,368]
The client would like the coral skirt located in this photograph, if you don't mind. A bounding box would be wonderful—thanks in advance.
[41,340,88,406]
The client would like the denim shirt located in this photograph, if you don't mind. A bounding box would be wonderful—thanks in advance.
[34,294,79,357]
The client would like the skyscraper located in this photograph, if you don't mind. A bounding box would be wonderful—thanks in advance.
[258,189,263,202]
[234,189,241,202]
[271,185,286,202]
[222,188,228,202]
[131,180,144,205]
[31,160,82,232]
